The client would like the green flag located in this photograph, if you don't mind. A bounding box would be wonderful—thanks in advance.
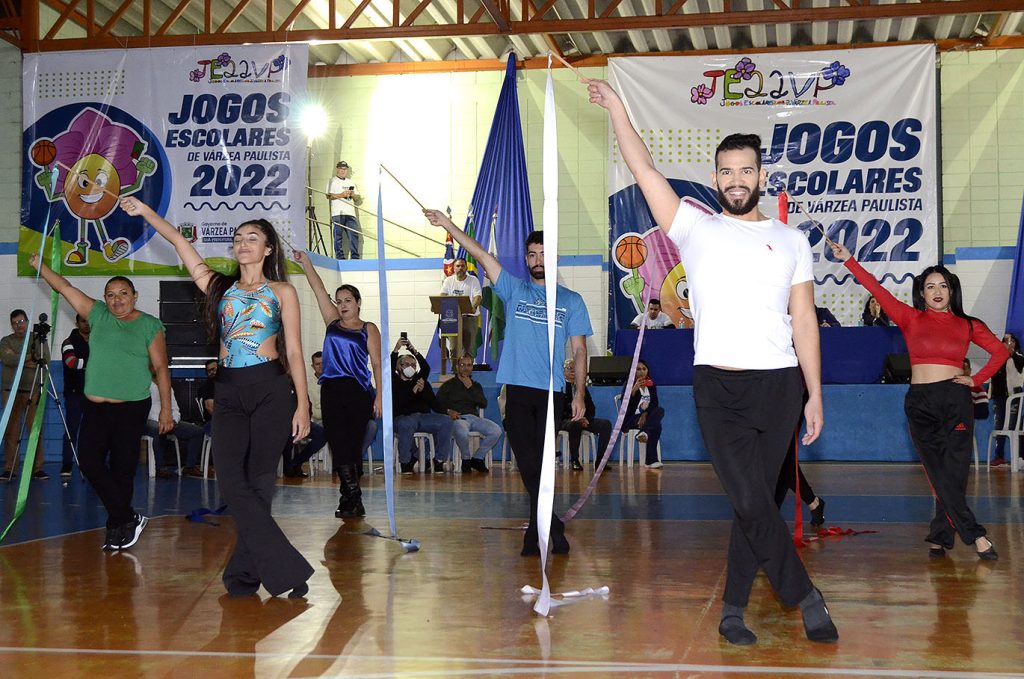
[481,287,505,362]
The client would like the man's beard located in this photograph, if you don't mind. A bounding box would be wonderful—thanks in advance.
[716,184,760,216]
[529,266,544,280]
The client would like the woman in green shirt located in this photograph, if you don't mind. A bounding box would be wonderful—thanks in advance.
[30,253,172,551]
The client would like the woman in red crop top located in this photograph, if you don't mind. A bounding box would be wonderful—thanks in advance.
[831,242,1009,561]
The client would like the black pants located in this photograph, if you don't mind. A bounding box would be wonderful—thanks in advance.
[693,365,813,608]
[321,377,373,467]
[904,381,986,548]
[505,385,566,540]
[774,434,817,508]
[214,362,314,596]
[558,417,612,463]
[78,398,151,528]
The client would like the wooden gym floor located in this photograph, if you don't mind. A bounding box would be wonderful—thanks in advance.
[1,461,1022,678]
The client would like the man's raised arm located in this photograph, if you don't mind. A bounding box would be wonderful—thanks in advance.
[587,79,680,234]
[423,209,502,285]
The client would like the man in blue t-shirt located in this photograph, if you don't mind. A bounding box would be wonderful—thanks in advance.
[424,208,592,557]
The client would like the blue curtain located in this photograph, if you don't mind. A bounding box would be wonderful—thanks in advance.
[456,54,534,280]
[1006,193,1024,337]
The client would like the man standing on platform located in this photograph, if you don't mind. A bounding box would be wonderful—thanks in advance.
[326,161,362,259]
[439,258,483,364]
[629,299,674,329]
[423,208,592,557]
[589,80,837,644]
[438,355,501,473]
[60,313,90,477]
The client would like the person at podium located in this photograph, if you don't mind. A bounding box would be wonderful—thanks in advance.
[439,258,482,363]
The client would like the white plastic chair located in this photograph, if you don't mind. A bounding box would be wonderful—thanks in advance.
[393,432,437,472]
[557,429,597,466]
[142,434,181,478]
[987,393,1023,473]
[200,434,213,479]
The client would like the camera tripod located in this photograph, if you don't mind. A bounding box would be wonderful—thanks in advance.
[12,326,81,481]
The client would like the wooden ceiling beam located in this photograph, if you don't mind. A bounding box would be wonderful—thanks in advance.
[18,0,1024,51]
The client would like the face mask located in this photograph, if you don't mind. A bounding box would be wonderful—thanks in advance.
[402,366,417,379]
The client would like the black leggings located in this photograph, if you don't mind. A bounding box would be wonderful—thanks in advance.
[321,378,373,467]
[505,385,566,539]
[78,398,151,528]
[905,381,986,548]
[693,365,814,609]
[213,361,313,596]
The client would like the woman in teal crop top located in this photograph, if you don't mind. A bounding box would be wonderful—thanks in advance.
[121,196,314,598]
[30,254,172,551]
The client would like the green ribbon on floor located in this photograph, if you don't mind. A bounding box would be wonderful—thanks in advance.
[0,220,62,543]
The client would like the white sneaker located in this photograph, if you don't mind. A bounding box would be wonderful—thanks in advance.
[645,461,664,469]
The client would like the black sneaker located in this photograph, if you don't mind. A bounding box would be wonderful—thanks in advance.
[571,459,583,471]
[102,525,121,552]
[432,459,447,474]
[32,469,50,480]
[400,461,416,475]
[470,458,490,474]
[461,460,473,473]
[60,466,72,478]
[118,513,149,550]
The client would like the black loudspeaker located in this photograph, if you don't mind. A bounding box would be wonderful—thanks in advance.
[881,353,912,384]
[160,281,217,364]
[589,356,633,386]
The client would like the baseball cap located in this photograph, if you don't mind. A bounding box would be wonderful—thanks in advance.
[336,161,349,168]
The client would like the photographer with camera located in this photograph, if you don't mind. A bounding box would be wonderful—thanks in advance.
[1,309,47,480]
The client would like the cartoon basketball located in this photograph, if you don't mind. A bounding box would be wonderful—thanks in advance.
[30,139,57,167]
[615,234,647,269]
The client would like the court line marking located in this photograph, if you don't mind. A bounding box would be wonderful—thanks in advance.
[0,647,1022,677]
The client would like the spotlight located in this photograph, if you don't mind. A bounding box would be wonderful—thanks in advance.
[298,102,328,143]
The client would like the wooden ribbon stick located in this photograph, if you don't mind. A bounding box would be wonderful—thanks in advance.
[788,194,836,247]
[54,160,120,201]
[549,52,591,84]
[379,164,426,211]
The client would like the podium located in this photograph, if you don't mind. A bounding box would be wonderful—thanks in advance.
[430,295,473,375]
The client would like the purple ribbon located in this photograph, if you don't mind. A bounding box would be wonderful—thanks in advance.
[562,280,653,523]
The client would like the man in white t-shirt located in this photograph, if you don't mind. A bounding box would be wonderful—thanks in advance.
[629,298,674,329]
[326,161,362,259]
[439,258,483,364]
[590,80,837,646]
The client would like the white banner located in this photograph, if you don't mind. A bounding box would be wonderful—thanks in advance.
[608,45,937,326]
[21,44,308,276]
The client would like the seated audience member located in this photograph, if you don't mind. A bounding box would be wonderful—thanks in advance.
[630,299,674,329]
[815,304,841,328]
[861,295,891,327]
[623,359,664,468]
[989,332,1023,467]
[438,355,501,473]
[1,309,46,480]
[284,351,328,478]
[559,359,612,470]
[145,373,205,477]
[392,340,454,474]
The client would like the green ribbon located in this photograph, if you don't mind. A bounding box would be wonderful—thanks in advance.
[0,220,62,543]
